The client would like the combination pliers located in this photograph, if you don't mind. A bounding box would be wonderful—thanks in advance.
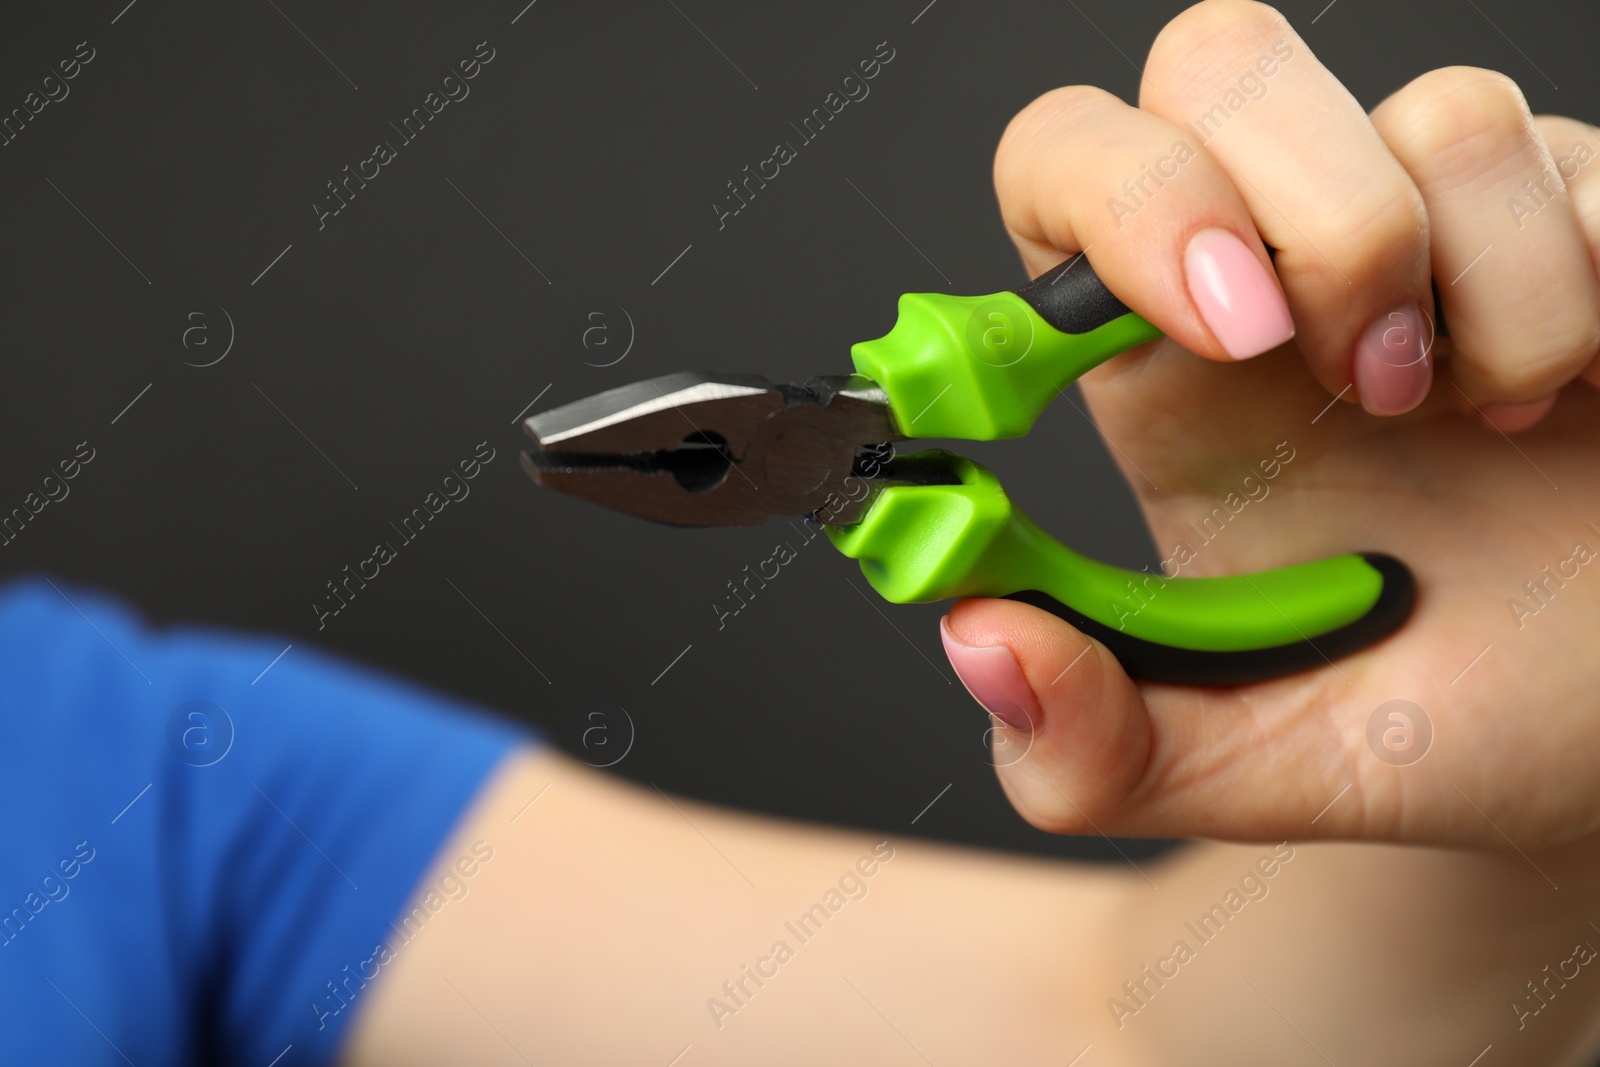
[521,258,1414,685]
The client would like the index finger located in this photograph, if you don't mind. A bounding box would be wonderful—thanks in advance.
[995,84,1295,363]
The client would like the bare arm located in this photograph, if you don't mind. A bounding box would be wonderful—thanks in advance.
[340,747,1120,1065]
[342,748,1600,1066]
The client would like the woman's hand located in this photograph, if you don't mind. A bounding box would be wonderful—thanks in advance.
[944,0,1600,851]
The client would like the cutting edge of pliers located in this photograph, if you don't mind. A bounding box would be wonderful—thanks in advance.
[520,369,951,528]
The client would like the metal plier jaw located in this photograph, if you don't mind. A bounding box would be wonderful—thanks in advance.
[521,370,950,527]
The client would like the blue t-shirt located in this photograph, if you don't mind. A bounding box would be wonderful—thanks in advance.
[0,575,532,1065]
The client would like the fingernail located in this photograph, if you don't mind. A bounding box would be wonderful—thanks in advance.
[1184,228,1296,360]
[939,616,1038,731]
[1480,394,1557,433]
[1353,302,1432,416]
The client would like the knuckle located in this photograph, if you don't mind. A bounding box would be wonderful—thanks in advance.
[1144,0,1292,106]
[1474,319,1600,394]
[1534,116,1600,226]
[1537,318,1600,371]
[1306,178,1430,283]
[995,85,1120,232]
[998,85,1117,162]
[1386,66,1535,168]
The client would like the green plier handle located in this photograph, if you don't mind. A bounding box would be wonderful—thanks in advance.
[830,256,1414,686]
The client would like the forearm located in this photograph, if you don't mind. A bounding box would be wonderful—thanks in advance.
[343,748,1128,1065]
[341,747,1600,1065]
[1102,838,1600,1066]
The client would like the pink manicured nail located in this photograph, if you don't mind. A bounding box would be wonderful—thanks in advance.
[1353,302,1432,416]
[939,617,1038,731]
[1184,228,1296,360]
[1480,395,1557,433]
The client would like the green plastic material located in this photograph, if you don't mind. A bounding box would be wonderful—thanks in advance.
[849,291,1161,440]
[826,452,1385,652]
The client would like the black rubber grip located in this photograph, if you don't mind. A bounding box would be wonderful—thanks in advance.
[1014,255,1133,335]
[1005,553,1416,687]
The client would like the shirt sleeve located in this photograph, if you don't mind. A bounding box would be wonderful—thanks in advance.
[0,574,538,1067]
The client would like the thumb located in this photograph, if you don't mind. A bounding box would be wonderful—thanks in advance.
[941,598,1153,833]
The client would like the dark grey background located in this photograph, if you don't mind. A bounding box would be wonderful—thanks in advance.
[0,0,1587,864]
